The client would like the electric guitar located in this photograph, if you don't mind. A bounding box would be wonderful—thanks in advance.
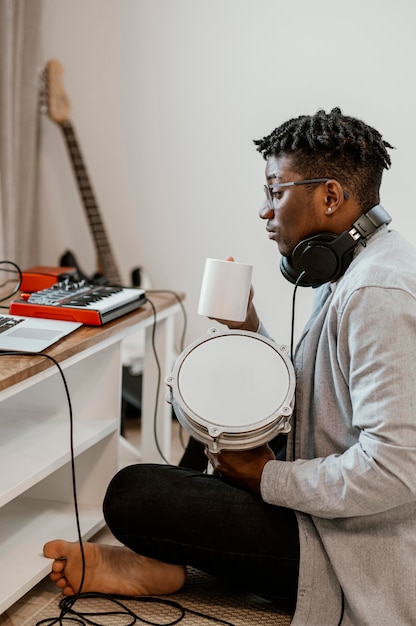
[40,59,141,286]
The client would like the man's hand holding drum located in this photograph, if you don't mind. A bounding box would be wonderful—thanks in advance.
[205,445,275,495]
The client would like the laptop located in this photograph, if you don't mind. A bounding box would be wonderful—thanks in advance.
[0,313,81,352]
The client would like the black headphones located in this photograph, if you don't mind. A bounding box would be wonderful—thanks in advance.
[280,204,392,287]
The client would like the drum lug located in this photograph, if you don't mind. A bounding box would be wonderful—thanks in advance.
[165,376,174,404]
[209,438,219,452]
[208,426,222,451]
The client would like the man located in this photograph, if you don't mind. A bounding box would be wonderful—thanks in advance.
[44,108,416,625]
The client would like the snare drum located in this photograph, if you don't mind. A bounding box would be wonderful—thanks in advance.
[166,327,295,452]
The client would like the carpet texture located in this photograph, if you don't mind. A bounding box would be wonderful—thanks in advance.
[23,568,293,625]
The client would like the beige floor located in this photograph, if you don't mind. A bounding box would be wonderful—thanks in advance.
[0,418,188,625]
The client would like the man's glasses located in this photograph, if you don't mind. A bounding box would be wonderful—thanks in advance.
[264,178,350,207]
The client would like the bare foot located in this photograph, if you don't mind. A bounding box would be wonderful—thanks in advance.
[43,540,186,597]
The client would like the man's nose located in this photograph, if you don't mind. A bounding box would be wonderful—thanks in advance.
[259,200,274,219]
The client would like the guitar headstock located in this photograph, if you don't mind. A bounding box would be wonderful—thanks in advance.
[40,59,71,124]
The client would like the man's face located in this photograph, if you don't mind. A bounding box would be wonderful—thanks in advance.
[259,154,329,258]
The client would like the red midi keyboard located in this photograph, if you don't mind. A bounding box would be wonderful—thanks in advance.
[10,280,147,326]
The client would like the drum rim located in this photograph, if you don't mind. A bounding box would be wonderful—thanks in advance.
[166,327,296,448]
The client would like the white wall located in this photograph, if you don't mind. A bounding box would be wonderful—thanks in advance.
[38,0,416,349]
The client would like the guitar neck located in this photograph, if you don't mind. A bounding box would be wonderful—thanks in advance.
[60,120,121,284]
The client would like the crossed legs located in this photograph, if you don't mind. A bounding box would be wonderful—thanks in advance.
[44,463,299,607]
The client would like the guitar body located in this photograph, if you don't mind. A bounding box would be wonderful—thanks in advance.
[60,249,142,287]
[59,249,104,283]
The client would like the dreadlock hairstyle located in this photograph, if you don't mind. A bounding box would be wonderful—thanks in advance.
[254,108,395,210]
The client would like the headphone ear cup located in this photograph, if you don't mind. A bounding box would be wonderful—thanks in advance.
[280,255,303,286]
[292,234,339,283]
[280,233,340,287]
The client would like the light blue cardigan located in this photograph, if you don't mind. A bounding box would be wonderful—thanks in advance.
[260,226,416,625]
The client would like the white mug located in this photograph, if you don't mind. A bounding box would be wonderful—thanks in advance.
[197,258,253,322]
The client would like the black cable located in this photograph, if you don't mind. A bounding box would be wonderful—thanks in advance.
[289,272,306,461]
[0,260,22,306]
[289,272,305,360]
[336,590,345,626]
[44,593,236,625]
[143,296,170,465]
[0,351,87,605]
[144,290,189,463]
[146,289,187,353]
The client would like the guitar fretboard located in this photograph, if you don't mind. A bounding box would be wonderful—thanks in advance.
[60,121,121,284]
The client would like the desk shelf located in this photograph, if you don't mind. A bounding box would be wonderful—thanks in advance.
[0,292,183,614]
[0,338,121,613]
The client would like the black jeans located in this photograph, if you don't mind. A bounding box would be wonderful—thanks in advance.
[103,439,300,609]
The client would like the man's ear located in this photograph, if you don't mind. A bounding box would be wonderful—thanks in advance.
[323,179,345,214]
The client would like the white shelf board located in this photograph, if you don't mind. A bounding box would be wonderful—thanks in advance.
[0,418,117,507]
[0,497,105,614]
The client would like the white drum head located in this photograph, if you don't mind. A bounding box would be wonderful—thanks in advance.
[166,328,295,451]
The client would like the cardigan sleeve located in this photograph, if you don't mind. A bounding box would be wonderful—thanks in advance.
[260,284,416,518]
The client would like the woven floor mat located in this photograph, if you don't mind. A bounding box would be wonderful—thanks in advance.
[23,568,293,625]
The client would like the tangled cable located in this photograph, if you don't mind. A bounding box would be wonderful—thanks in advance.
[37,592,235,626]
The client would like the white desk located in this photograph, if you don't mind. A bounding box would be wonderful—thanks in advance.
[0,291,183,613]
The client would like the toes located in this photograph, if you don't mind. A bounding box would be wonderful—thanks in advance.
[49,571,64,582]
[54,577,68,590]
[43,539,70,559]
[51,560,66,574]
[62,585,76,596]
